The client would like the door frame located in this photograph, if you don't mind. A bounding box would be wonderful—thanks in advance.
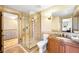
[0,6,21,53]
[0,12,3,52]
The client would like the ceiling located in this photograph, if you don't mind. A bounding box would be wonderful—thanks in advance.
[4,5,76,16]
[5,5,51,14]
[52,5,76,17]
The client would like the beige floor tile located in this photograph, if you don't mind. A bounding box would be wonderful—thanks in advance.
[4,45,25,53]
[4,38,18,49]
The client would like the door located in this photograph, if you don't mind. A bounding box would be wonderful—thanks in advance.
[2,12,18,51]
[0,12,3,53]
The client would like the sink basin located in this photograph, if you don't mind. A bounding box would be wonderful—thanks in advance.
[56,37,71,42]
[71,36,79,43]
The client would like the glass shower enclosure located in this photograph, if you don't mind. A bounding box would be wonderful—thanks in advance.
[19,12,41,52]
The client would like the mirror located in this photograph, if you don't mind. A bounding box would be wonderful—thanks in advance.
[72,16,79,33]
[61,6,79,33]
[61,16,79,33]
[62,18,72,32]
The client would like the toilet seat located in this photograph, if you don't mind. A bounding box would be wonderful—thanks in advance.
[37,40,47,53]
[37,41,47,48]
[37,34,49,53]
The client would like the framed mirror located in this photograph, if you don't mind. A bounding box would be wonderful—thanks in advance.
[62,18,72,33]
[72,16,79,33]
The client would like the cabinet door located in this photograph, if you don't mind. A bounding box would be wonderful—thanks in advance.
[48,38,60,53]
[48,38,55,53]
[59,42,65,53]
[65,45,79,53]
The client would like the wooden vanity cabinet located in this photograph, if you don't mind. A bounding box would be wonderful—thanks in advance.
[47,36,79,53]
[47,36,65,53]
[65,44,79,53]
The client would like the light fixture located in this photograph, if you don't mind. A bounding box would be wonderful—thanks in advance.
[32,17,34,22]
[32,16,37,22]
[48,16,51,20]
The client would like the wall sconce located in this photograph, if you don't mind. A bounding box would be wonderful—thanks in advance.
[32,17,34,22]
[32,17,37,22]
[48,16,51,20]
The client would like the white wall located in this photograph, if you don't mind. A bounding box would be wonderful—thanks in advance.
[41,16,53,33]
[41,8,61,33]
[52,16,61,32]
[41,7,54,33]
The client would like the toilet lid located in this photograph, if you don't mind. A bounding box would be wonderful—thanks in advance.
[37,41,47,46]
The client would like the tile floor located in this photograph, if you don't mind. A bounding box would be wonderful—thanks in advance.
[4,45,26,53]
[4,38,38,53]
[4,38,18,49]
[4,38,26,53]
[3,38,47,53]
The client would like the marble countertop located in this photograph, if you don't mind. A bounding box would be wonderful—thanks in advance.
[56,37,72,43]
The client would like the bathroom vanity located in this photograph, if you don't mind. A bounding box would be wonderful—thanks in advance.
[47,7,79,53]
[47,34,79,53]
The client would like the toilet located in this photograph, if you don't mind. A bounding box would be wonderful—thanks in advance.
[37,34,49,53]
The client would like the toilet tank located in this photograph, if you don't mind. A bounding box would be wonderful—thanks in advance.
[43,34,49,41]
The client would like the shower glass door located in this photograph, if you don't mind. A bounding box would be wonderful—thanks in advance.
[20,14,30,49]
[29,13,41,49]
